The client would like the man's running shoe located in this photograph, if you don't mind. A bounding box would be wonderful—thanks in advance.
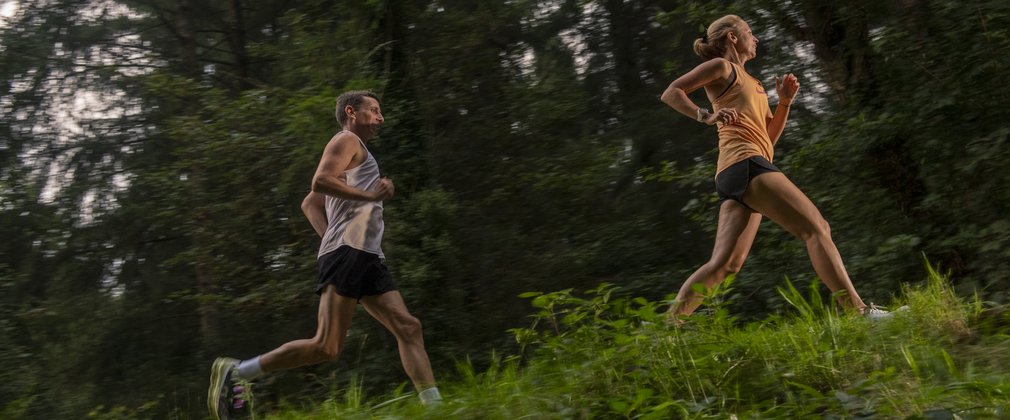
[208,357,241,420]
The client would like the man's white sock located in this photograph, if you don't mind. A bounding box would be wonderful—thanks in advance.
[418,387,442,406]
[235,356,265,380]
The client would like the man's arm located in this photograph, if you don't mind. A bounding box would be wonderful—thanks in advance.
[310,132,390,201]
[301,192,327,237]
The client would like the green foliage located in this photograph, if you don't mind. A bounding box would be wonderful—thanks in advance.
[261,264,1010,419]
[86,400,162,420]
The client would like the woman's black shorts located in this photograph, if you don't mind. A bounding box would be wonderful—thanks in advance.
[316,245,397,300]
[715,156,781,210]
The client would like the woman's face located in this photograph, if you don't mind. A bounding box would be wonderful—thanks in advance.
[734,21,759,60]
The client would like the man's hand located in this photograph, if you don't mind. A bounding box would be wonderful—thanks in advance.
[370,177,395,201]
[775,73,800,104]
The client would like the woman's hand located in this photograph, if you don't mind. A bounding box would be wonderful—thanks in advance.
[775,73,800,104]
[704,108,739,126]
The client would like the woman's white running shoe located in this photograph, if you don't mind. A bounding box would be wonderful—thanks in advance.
[863,303,909,321]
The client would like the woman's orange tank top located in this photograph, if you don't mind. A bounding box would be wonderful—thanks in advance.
[712,62,773,175]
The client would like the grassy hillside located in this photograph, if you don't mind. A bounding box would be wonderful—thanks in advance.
[245,263,1010,419]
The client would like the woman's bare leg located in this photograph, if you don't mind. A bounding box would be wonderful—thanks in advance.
[668,199,762,321]
[743,172,867,311]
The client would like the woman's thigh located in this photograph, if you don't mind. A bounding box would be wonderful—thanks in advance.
[743,172,826,239]
[710,199,763,268]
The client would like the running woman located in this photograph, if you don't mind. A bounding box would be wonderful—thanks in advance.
[660,15,894,322]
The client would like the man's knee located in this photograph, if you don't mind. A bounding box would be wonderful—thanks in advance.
[392,314,423,341]
[310,340,342,363]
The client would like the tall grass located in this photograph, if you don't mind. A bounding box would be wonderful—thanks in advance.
[257,263,1010,419]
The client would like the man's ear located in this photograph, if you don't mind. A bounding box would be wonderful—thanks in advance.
[344,105,356,120]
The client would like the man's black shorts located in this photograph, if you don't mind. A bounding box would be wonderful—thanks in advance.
[715,155,781,210]
[316,246,397,300]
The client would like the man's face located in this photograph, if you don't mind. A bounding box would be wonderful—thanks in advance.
[350,96,384,137]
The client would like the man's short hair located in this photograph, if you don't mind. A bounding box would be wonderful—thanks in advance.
[335,90,379,127]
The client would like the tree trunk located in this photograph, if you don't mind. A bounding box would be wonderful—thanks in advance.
[228,0,251,90]
[174,0,200,78]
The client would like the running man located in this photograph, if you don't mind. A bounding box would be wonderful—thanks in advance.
[208,90,441,419]
[660,15,896,322]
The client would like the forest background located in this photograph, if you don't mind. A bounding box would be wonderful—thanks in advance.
[2,0,1010,417]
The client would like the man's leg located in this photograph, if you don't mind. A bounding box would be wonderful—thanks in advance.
[360,291,439,403]
[208,285,357,419]
[668,199,761,320]
[258,284,358,372]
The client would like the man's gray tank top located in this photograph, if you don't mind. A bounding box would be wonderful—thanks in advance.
[317,131,384,259]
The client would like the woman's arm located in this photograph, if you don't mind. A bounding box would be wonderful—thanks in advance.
[766,73,799,144]
[661,58,739,125]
